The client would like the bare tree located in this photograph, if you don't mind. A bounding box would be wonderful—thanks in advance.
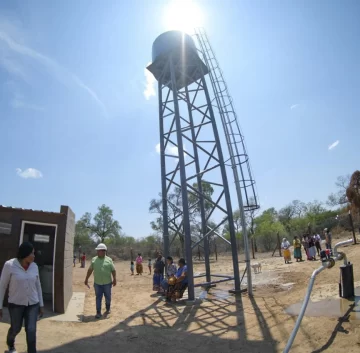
[346,171,360,213]
[327,174,351,207]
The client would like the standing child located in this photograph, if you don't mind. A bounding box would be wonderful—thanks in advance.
[81,252,86,268]
[130,261,134,275]
[148,259,152,275]
[73,254,76,267]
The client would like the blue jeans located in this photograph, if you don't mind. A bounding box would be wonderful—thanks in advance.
[161,279,169,291]
[7,302,39,353]
[94,283,112,314]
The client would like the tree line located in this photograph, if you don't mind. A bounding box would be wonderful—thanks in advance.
[74,171,360,259]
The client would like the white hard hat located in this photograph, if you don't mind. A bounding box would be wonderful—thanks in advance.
[95,243,107,251]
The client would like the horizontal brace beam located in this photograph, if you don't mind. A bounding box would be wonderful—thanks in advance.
[186,163,221,182]
[194,277,235,287]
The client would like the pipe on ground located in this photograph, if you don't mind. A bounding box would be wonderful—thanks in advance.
[283,238,353,353]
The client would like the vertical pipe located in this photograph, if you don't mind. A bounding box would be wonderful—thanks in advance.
[235,187,253,294]
[169,55,195,300]
[184,85,211,283]
[251,237,255,259]
[158,81,170,261]
[200,73,241,292]
[283,265,327,353]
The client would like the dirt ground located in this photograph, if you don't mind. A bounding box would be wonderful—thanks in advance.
[1,235,360,353]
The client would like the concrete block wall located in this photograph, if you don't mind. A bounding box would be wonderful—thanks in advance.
[61,206,75,313]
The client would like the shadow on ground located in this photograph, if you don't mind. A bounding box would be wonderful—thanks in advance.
[37,294,279,353]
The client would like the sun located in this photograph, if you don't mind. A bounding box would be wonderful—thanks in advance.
[162,0,204,35]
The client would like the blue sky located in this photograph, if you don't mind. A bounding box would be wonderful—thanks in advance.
[0,0,359,238]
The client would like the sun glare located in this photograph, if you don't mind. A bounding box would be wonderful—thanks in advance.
[163,0,204,35]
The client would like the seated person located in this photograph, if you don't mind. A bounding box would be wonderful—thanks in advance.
[167,258,188,303]
[160,256,177,293]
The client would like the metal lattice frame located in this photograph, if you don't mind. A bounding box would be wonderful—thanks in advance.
[156,52,241,301]
[194,28,260,295]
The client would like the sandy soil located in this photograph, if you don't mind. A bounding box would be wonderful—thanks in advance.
[1,235,360,353]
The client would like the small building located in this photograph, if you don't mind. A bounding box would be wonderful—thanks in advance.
[0,205,75,314]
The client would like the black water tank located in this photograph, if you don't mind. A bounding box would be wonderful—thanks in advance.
[152,31,198,63]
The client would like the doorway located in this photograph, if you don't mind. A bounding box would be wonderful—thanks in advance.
[20,221,58,312]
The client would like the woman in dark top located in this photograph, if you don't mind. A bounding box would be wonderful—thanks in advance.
[152,255,165,292]
[307,234,316,260]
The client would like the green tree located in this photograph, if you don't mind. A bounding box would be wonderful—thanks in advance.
[149,187,184,254]
[254,208,285,251]
[74,217,93,248]
[79,204,122,243]
[149,181,215,256]
[278,200,307,234]
[188,181,215,217]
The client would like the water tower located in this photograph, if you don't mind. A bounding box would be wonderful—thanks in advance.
[147,30,258,300]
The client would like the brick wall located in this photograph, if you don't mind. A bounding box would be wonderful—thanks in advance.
[60,206,75,313]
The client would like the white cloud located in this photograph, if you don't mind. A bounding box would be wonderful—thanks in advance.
[155,143,178,156]
[328,140,340,150]
[290,104,299,110]
[144,63,156,100]
[0,30,107,116]
[155,143,189,163]
[16,168,43,179]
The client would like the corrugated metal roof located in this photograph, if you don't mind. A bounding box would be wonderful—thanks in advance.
[0,205,65,215]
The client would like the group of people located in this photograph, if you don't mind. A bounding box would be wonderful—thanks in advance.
[74,252,86,268]
[152,254,188,303]
[130,253,153,275]
[282,228,333,263]
[129,252,188,302]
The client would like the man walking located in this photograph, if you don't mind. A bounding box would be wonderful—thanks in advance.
[84,243,116,319]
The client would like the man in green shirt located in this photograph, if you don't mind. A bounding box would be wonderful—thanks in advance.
[84,243,117,319]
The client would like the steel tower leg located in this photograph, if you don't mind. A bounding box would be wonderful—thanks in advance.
[158,81,170,261]
[169,55,195,301]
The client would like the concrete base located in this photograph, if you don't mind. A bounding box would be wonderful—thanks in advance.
[185,299,202,306]
[43,292,85,322]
